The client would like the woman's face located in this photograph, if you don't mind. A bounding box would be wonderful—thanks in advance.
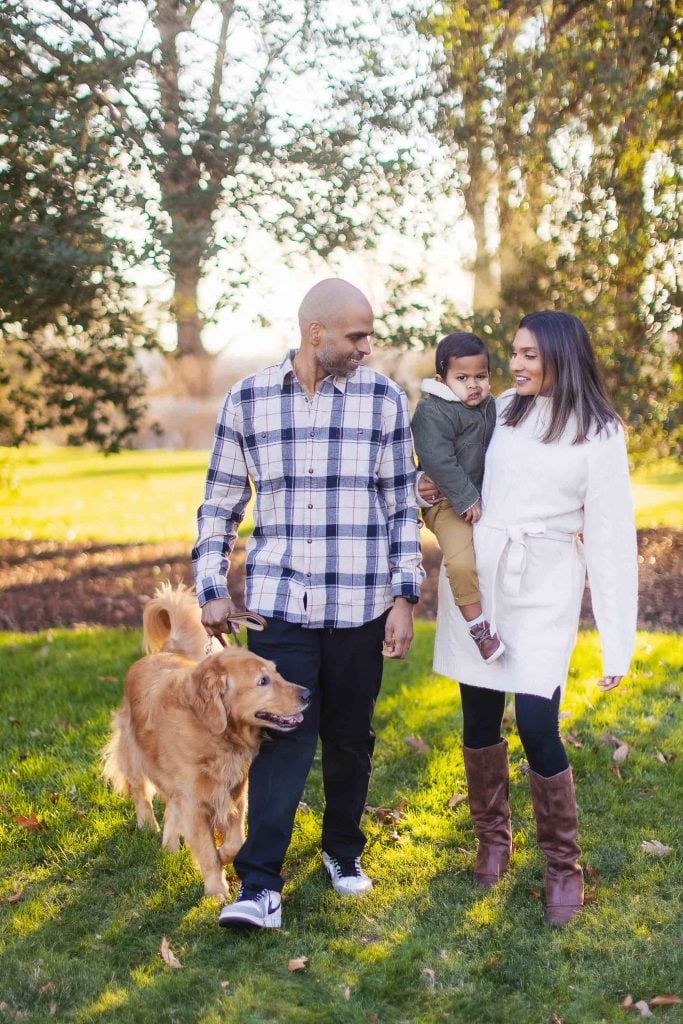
[510,327,553,396]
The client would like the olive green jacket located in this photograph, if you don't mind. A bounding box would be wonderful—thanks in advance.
[411,379,496,515]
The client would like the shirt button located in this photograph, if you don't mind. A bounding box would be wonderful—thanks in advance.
[307,539,312,544]
[307,503,313,509]
[308,468,314,474]
[307,572,311,578]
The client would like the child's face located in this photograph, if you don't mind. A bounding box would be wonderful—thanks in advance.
[439,354,491,406]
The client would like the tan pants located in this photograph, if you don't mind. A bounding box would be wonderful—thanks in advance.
[423,501,481,606]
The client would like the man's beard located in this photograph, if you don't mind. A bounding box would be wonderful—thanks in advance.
[317,342,360,378]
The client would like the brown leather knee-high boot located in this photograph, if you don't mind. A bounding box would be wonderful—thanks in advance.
[463,740,512,888]
[529,766,584,926]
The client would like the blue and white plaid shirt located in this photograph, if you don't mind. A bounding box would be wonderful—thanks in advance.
[192,350,424,628]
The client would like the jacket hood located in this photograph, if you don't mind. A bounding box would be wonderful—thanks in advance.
[420,378,462,402]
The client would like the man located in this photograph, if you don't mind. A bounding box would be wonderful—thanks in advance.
[193,278,424,929]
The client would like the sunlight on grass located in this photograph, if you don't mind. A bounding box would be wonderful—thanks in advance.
[630,458,682,528]
[1,446,679,543]
[0,622,681,1023]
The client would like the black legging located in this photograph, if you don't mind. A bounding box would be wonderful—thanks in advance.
[459,682,569,778]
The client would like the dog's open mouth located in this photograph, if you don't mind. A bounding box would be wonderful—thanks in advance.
[254,711,305,730]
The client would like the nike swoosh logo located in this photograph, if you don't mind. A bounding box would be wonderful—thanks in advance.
[268,897,280,914]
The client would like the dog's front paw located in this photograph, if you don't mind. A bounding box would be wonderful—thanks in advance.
[203,874,230,900]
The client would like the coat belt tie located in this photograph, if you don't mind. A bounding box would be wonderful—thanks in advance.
[483,521,580,633]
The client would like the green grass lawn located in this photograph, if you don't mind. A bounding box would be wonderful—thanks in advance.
[0,447,680,543]
[1,625,681,1024]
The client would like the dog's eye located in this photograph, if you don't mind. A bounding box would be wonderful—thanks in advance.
[258,674,270,686]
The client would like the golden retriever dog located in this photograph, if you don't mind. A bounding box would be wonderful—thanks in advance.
[102,584,309,898]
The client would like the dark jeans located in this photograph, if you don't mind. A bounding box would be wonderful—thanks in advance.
[234,612,387,893]
[459,682,569,778]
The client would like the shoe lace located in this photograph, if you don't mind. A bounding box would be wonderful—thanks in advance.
[334,856,362,878]
[469,621,492,641]
[236,884,267,903]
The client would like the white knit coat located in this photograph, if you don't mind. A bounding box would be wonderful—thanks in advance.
[432,390,638,697]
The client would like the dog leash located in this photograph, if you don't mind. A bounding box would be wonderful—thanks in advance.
[205,610,268,654]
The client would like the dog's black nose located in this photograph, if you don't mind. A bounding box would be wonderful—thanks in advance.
[299,688,312,705]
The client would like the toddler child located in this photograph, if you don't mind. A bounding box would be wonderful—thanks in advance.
[412,332,504,662]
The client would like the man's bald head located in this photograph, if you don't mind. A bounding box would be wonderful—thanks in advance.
[298,278,372,335]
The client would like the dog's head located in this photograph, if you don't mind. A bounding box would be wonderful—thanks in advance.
[191,649,310,736]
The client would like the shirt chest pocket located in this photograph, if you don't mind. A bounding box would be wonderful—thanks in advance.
[335,427,381,483]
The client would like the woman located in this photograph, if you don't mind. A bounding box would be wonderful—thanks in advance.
[427,310,638,926]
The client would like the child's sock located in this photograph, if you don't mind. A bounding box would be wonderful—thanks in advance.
[465,612,485,629]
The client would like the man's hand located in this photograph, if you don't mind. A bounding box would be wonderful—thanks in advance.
[417,473,443,506]
[461,499,482,524]
[383,598,414,659]
[201,597,242,646]
[597,675,624,691]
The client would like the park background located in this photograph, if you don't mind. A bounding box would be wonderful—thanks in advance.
[0,2,681,1023]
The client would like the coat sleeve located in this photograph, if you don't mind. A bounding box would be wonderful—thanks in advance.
[411,400,480,514]
[582,424,638,676]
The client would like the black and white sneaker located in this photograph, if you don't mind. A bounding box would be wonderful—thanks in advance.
[322,852,373,895]
[218,886,282,929]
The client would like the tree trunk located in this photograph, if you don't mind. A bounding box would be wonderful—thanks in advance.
[171,259,204,359]
[465,156,499,314]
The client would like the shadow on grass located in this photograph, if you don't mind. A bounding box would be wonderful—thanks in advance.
[0,627,680,1023]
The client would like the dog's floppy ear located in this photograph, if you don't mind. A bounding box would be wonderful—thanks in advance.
[193,662,229,735]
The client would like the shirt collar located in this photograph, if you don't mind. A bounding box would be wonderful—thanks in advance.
[278,348,350,393]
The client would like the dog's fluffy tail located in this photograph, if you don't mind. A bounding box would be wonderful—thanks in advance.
[101,713,130,795]
[142,582,208,662]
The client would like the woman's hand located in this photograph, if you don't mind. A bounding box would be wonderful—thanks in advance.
[462,500,482,524]
[417,473,442,505]
[597,675,623,691]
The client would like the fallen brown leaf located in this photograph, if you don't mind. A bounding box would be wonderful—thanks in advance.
[447,793,467,809]
[585,863,599,883]
[160,937,182,969]
[622,994,634,1009]
[613,743,629,765]
[38,983,57,996]
[343,986,351,1001]
[368,1015,378,1023]
[421,967,436,988]
[405,735,430,755]
[287,956,309,972]
[565,732,583,748]
[48,793,60,804]
[650,995,682,1007]
[634,1000,653,1018]
[15,814,45,832]
[612,766,624,781]
[4,890,24,905]
[517,761,530,776]
[7,717,20,726]
[550,1014,564,1024]
[98,675,118,683]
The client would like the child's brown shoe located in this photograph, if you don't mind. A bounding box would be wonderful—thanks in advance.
[469,621,505,663]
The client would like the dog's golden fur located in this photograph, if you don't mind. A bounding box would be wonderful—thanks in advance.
[102,584,308,898]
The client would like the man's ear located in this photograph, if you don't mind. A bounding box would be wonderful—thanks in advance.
[193,664,229,735]
[309,321,323,347]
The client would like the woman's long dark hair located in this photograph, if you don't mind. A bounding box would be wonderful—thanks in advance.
[503,310,620,444]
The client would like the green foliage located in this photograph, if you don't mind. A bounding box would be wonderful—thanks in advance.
[414,0,682,458]
[0,3,160,451]
[0,625,681,1022]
